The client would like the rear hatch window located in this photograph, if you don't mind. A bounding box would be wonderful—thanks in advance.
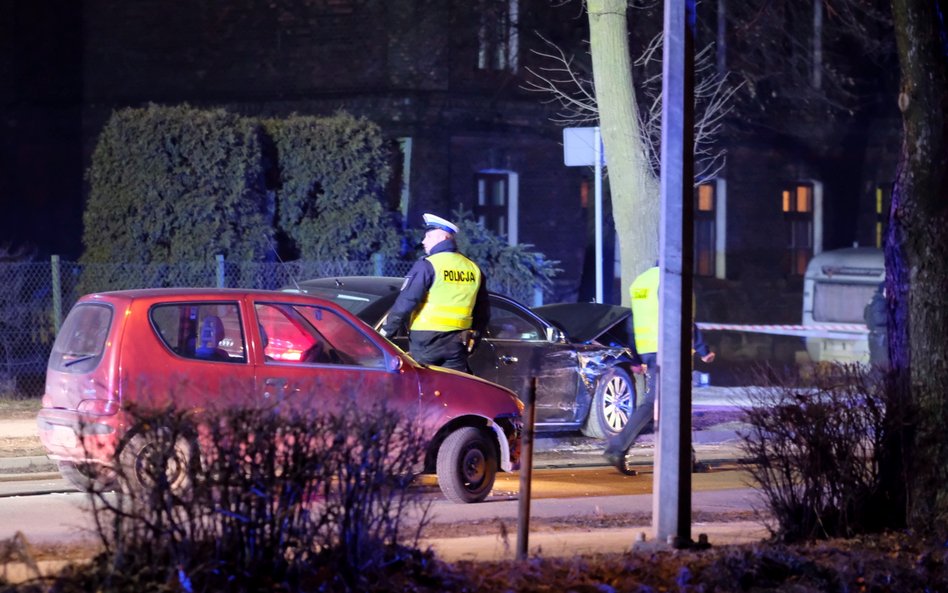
[48,303,114,373]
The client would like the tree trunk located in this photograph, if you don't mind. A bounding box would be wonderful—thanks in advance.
[889,0,948,537]
[587,0,660,304]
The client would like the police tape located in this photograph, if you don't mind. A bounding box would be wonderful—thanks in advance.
[696,322,869,340]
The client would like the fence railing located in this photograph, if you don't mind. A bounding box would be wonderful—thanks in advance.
[1,255,542,396]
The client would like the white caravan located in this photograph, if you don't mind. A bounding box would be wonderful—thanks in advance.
[802,247,884,363]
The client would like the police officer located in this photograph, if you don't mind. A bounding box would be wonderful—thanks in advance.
[603,266,714,470]
[379,213,489,373]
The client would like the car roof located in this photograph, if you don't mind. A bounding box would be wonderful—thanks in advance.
[290,277,405,324]
[295,276,404,296]
[80,287,341,306]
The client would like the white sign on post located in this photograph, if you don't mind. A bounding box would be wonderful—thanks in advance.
[563,127,599,166]
[563,127,605,303]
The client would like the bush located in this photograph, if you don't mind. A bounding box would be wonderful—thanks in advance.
[70,400,433,592]
[83,104,272,279]
[263,112,402,262]
[738,363,904,542]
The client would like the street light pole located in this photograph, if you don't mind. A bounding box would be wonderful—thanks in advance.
[653,0,696,546]
[594,126,604,304]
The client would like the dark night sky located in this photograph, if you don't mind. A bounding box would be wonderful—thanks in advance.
[1,1,85,259]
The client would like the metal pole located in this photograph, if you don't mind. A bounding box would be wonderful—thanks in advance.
[594,126,604,304]
[516,376,537,560]
[51,255,62,333]
[373,252,385,276]
[216,254,225,288]
[654,0,696,547]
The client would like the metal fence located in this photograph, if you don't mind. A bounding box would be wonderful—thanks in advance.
[0,255,541,396]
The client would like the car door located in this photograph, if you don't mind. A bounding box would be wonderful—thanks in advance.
[471,297,583,428]
[141,300,256,408]
[250,299,424,420]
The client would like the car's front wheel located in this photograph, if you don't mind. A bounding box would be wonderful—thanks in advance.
[583,367,635,439]
[436,427,497,503]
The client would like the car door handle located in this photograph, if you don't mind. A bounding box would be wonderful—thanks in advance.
[499,355,519,365]
[263,377,288,398]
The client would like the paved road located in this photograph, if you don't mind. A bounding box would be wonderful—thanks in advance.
[0,467,768,562]
[1,384,753,495]
[0,385,766,570]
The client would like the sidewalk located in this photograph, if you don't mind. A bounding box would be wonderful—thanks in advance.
[0,481,771,583]
[425,521,769,561]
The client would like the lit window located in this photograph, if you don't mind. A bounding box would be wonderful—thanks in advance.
[695,182,716,277]
[874,183,891,248]
[782,183,814,276]
[477,0,519,72]
[476,173,508,236]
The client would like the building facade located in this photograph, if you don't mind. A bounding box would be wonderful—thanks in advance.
[3,0,901,346]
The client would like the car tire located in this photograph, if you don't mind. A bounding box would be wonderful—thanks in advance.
[583,367,635,439]
[57,460,116,492]
[118,431,196,494]
[435,427,497,504]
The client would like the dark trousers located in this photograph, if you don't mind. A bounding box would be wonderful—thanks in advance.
[409,329,471,373]
[605,352,656,456]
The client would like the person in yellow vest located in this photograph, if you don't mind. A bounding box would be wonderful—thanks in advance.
[603,266,715,470]
[379,213,489,373]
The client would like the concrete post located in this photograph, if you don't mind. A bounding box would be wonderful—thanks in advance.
[653,0,696,546]
[51,255,62,333]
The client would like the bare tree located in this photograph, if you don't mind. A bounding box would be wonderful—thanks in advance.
[523,0,739,302]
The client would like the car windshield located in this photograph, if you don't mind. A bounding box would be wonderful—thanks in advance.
[255,302,385,367]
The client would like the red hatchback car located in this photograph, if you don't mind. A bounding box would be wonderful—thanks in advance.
[37,288,523,503]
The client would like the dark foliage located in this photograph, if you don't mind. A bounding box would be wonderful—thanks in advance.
[47,399,434,592]
[82,104,272,272]
[450,207,560,303]
[738,363,905,541]
[6,530,948,592]
[262,112,401,262]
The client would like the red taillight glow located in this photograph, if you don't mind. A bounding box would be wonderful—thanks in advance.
[76,399,120,416]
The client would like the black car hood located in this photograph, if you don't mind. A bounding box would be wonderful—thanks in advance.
[533,303,631,345]
[290,276,403,324]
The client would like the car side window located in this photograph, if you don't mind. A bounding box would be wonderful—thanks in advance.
[150,303,246,363]
[255,303,385,368]
[488,303,543,341]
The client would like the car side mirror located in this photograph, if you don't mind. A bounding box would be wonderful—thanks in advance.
[387,355,403,372]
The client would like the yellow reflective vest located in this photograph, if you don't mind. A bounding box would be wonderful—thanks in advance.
[630,266,660,354]
[410,252,482,332]
[630,266,700,356]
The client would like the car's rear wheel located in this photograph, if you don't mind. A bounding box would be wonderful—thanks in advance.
[57,460,116,492]
[583,367,635,439]
[436,427,497,504]
[118,431,196,494]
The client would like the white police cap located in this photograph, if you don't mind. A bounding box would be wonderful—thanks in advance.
[422,213,459,234]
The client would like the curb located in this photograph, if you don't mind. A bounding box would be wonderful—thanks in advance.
[0,456,57,477]
[0,471,62,484]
